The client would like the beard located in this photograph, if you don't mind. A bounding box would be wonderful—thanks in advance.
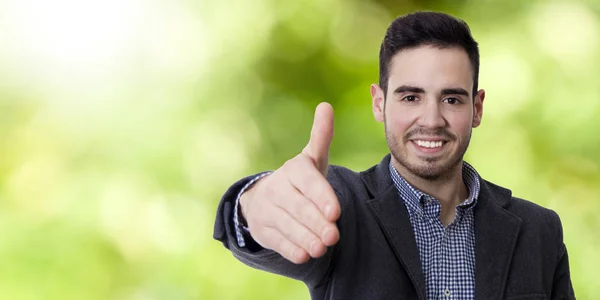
[385,122,471,180]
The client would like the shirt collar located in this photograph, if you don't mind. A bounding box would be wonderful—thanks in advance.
[388,160,481,212]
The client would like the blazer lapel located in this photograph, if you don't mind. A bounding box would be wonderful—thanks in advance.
[362,155,426,300]
[474,179,522,299]
[362,155,523,299]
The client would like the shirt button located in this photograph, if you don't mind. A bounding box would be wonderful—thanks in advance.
[444,288,451,297]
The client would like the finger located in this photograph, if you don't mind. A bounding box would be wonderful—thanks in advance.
[302,102,334,176]
[258,227,311,264]
[250,201,327,259]
[284,155,341,224]
[274,179,339,247]
[271,207,328,258]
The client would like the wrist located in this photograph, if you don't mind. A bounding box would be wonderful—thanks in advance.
[238,173,270,227]
[238,191,251,227]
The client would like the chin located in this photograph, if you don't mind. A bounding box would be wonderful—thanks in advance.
[408,161,449,180]
[395,153,462,180]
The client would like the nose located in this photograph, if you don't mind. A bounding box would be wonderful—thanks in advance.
[416,98,446,129]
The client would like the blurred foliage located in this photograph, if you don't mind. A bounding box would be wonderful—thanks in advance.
[0,0,598,299]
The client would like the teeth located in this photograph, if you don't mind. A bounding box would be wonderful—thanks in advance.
[415,140,444,148]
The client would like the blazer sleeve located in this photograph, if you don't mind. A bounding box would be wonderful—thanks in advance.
[550,211,576,299]
[212,167,346,288]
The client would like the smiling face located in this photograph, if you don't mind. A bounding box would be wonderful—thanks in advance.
[371,45,485,180]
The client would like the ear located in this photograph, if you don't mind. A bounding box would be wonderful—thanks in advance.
[371,84,385,123]
[472,89,485,128]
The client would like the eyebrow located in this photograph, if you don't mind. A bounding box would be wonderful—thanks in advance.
[441,88,470,97]
[393,85,470,97]
[393,85,425,94]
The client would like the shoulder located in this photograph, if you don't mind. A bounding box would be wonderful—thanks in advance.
[507,196,561,223]
[508,195,564,239]
[327,164,362,182]
[484,180,564,236]
[325,162,386,211]
[327,159,383,187]
[326,164,366,196]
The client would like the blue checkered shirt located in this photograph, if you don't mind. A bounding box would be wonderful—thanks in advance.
[390,161,480,299]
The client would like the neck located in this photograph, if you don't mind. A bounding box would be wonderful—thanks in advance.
[392,157,469,208]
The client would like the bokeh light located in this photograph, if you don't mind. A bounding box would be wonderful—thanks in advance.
[0,0,598,299]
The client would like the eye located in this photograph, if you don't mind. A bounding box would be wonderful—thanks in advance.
[402,95,418,102]
[443,97,461,105]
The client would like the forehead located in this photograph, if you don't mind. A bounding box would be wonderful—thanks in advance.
[387,45,473,94]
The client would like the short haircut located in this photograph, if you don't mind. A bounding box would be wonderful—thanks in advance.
[379,11,480,98]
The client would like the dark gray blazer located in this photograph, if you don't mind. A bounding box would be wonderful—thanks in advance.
[213,155,575,299]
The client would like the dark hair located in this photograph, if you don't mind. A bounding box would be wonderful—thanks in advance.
[379,11,480,98]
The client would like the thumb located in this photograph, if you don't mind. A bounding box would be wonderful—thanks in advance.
[302,102,334,176]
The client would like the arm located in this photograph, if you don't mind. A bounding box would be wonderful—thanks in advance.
[550,212,576,299]
[551,244,575,299]
[213,103,343,287]
[213,167,344,287]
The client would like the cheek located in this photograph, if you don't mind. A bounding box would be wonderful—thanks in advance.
[385,114,413,136]
[448,115,473,136]
[386,105,416,129]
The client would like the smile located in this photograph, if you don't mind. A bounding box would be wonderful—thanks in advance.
[413,140,445,149]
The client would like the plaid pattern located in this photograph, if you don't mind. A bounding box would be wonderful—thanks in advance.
[234,171,272,247]
[389,161,480,300]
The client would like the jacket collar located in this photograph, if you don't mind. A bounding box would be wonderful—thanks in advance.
[361,154,522,299]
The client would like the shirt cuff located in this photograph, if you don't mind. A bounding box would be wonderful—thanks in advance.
[233,171,273,247]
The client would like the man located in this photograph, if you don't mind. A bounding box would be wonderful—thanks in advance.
[213,11,575,299]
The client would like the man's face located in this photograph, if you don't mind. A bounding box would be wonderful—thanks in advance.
[371,45,485,180]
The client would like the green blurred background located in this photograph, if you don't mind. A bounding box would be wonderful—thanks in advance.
[0,0,598,299]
